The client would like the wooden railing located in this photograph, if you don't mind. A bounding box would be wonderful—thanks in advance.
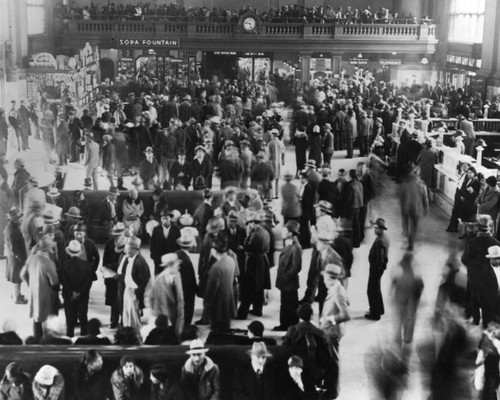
[62,19,437,41]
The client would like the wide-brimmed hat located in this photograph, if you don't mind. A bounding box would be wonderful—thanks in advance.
[316,200,333,215]
[177,229,197,248]
[245,211,262,225]
[373,218,388,230]
[65,240,82,257]
[453,130,466,138]
[144,146,154,154]
[160,208,175,218]
[476,139,487,147]
[195,145,206,153]
[43,209,57,223]
[34,365,58,386]
[206,218,223,234]
[7,208,22,221]
[285,220,300,236]
[288,355,304,368]
[47,187,60,197]
[114,236,127,253]
[317,232,334,244]
[247,342,272,358]
[109,186,119,195]
[486,246,500,259]
[186,339,209,354]
[65,206,82,219]
[322,263,342,279]
[73,222,87,233]
[112,222,125,236]
[160,253,180,268]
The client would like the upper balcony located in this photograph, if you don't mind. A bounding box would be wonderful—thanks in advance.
[53,18,439,54]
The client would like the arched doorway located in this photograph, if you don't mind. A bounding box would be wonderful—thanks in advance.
[100,58,115,81]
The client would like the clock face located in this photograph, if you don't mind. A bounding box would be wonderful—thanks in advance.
[243,17,256,32]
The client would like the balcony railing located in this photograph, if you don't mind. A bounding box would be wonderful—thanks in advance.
[62,19,437,41]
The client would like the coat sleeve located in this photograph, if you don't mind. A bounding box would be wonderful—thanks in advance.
[134,257,151,309]
[209,365,221,400]
[333,286,350,325]
[232,367,251,400]
[286,246,302,279]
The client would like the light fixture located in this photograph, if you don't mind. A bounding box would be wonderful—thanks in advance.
[421,57,429,65]
[392,52,397,55]
[357,52,363,58]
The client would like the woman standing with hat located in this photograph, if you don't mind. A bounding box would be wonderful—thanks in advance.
[4,208,28,304]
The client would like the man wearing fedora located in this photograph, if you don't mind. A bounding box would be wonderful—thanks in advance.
[275,220,302,331]
[71,222,100,282]
[233,342,276,400]
[280,171,302,224]
[311,200,336,244]
[176,229,198,326]
[181,339,220,400]
[251,152,275,200]
[149,253,185,339]
[302,233,343,314]
[317,168,336,207]
[191,145,213,190]
[171,150,192,189]
[457,114,476,156]
[102,222,126,328]
[320,263,350,400]
[224,210,247,283]
[83,131,100,190]
[203,235,237,332]
[237,212,271,319]
[462,215,500,326]
[150,208,181,276]
[11,158,30,207]
[139,146,159,190]
[480,246,500,328]
[100,186,120,240]
[366,218,390,321]
[64,206,83,239]
[61,240,93,337]
[21,236,60,338]
[5,208,28,304]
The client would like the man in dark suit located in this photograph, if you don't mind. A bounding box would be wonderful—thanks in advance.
[150,208,181,276]
[274,220,302,331]
[170,150,191,189]
[480,246,500,328]
[224,211,246,283]
[193,189,214,237]
[250,152,275,200]
[61,240,93,337]
[176,230,198,326]
[72,222,100,282]
[462,215,500,326]
[100,186,120,240]
[233,342,276,400]
[317,168,336,207]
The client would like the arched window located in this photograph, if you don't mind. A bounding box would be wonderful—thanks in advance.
[27,0,46,35]
[448,0,485,43]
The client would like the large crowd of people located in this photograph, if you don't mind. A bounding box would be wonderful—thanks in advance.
[55,2,431,25]
[1,57,500,398]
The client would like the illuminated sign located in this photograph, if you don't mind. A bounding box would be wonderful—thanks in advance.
[380,59,402,66]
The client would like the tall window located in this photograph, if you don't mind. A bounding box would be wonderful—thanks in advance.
[448,0,485,43]
[27,0,46,35]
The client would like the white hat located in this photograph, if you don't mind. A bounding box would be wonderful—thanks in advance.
[486,246,500,259]
[160,253,179,268]
[186,338,209,354]
[35,365,58,386]
[65,240,82,257]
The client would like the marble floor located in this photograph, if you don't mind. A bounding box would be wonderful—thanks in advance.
[0,135,473,399]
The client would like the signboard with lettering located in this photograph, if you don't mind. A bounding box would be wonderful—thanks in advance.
[380,59,402,66]
[116,39,180,48]
[349,58,368,65]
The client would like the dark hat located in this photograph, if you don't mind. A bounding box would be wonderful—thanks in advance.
[240,140,251,147]
[288,355,304,369]
[109,186,119,195]
[150,364,171,382]
[152,188,163,197]
[228,210,239,222]
[457,114,465,120]
[160,208,175,218]
[211,234,228,253]
[283,171,294,181]
[247,321,264,337]
[453,130,466,138]
[373,218,387,230]
[65,206,82,219]
[285,220,300,236]
[73,222,87,232]
[206,218,223,234]
[7,208,22,221]
[203,189,213,199]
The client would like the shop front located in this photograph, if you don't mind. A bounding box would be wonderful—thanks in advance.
[203,51,273,83]
[26,43,100,109]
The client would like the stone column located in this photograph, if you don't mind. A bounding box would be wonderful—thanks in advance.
[300,53,311,85]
